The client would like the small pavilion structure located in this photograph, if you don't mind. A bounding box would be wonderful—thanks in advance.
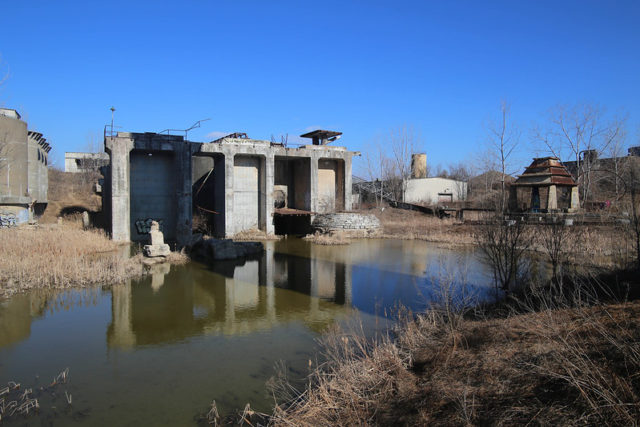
[509,157,579,212]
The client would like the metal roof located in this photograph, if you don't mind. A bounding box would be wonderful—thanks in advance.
[300,130,342,139]
[514,157,577,187]
[300,130,342,145]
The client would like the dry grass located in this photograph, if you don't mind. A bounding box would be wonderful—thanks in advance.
[166,248,190,265]
[303,231,351,246]
[0,224,186,299]
[270,297,640,426]
[369,207,477,247]
[368,207,635,267]
[232,228,282,241]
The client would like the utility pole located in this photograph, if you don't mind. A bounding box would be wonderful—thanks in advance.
[110,107,116,136]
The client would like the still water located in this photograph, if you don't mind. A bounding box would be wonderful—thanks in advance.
[0,238,494,425]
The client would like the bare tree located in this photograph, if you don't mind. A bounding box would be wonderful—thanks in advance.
[486,101,520,213]
[475,218,532,295]
[388,126,418,202]
[536,219,579,291]
[534,104,626,206]
[605,130,629,202]
[448,161,472,201]
[361,139,389,208]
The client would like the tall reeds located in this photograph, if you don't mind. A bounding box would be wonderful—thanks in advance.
[0,225,144,298]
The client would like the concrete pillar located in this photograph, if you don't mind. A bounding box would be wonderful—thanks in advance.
[174,141,193,248]
[105,135,134,242]
[224,154,235,237]
[264,154,275,234]
[310,154,319,213]
[212,155,226,236]
[547,185,558,211]
[344,156,353,211]
[569,186,580,211]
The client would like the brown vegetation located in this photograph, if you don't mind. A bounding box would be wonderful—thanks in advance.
[303,231,351,246]
[231,228,282,241]
[368,207,634,269]
[0,224,183,299]
[268,212,640,426]
[372,207,475,247]
[270,297,640,426]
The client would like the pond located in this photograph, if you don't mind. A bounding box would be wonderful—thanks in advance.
[0,238,496,425]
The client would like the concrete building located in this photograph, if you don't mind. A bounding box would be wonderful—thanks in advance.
[65,152,110,173]
[103,130,357,246]
[403,153,467,205]
[509,157,579,212]
[0,108,51,226]
[404,177,468,205]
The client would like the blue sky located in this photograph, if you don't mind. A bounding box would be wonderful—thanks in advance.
[1,0,639,174]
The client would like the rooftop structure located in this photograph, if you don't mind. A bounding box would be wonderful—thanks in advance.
[514,157,577,187]
[300,130,342,145]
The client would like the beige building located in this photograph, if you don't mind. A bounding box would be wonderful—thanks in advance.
[403,153,467,205]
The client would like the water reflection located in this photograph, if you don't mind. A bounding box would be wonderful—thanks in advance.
[0,238,499,425]
[0,294,48,348]
[105,238,493,349]
[106,242,355,349]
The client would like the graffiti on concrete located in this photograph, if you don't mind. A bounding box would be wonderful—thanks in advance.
[135,218,163,234]
[0,213,17,228]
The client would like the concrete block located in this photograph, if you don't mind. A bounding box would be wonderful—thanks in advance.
[143,244,170,257]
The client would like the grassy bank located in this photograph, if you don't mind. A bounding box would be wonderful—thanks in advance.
[270,296,640,426]
[0,224,186,299]
[303,231,352,245]
[365,207,633,268]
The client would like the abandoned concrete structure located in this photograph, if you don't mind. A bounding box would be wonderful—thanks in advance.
[0,108,51,226]
[103,130,357,246]
[510,157,579,212]
[65,152,110,173]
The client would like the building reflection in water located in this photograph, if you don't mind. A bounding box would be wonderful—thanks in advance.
[0,293,49,348]
[106,240,353,349]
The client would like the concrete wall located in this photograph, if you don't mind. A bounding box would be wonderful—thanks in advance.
[0,110,51,224]
[105,133,192,246]
[318,159,337,213]
[0,114,28,199]
[292,158,311,210]
[28,133,49,203]
[64,152,109,173]
[105,132,356,242]
[311,212,381,234]
[404,177,467,205]
[130,151,176,242]
[212,155,226,236]
[232,155,262,234]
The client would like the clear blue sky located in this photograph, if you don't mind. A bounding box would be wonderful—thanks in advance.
[1,0,639,173]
